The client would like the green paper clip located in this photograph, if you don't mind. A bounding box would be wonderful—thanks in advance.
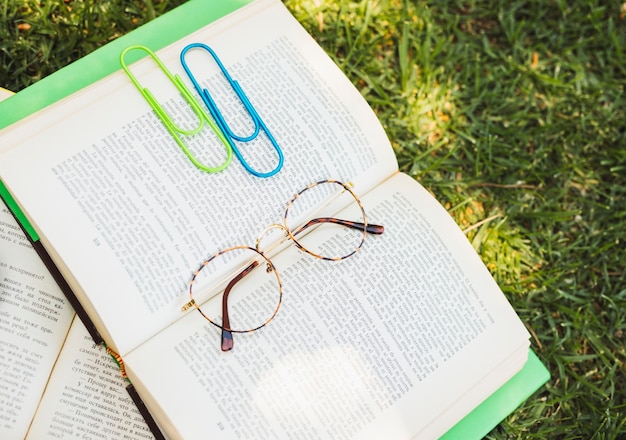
[120,45,232,173]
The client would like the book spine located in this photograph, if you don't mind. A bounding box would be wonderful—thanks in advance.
[126,383,167,440]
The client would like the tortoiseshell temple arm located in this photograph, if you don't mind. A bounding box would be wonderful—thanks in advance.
[294,218,385,236]
[221,261,259,352]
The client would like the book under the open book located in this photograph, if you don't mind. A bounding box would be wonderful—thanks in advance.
[0,191,156,439]
[0,0,542,438]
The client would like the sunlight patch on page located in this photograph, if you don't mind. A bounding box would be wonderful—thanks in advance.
[251,345,409,438]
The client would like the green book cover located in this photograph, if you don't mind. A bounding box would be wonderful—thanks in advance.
[0,0,549,437]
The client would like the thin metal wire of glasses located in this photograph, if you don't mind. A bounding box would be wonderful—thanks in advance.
[181,179,384,351]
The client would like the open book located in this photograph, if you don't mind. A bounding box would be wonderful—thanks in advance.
[0,0,540,438]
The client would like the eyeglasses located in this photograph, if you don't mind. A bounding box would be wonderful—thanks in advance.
[181,179,384,351]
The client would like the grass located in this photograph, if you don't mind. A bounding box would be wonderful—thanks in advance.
[1,0,625,438]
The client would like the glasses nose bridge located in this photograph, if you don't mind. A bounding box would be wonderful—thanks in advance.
[255,223,289,254]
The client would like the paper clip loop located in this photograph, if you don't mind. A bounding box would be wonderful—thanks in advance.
[120,45,233,173]
[180,43,284,178]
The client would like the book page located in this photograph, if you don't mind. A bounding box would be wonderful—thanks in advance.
[0,204,74,439]
[124,173,529,440]
[25,317,155,440]
[0,0,398,356]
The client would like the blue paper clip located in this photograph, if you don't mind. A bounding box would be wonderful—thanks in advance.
[180,43,284,178]
[120,45,233,173]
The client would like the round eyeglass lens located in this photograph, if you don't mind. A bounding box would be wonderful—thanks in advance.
[189,246,282,333]
[285,180,367,260]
